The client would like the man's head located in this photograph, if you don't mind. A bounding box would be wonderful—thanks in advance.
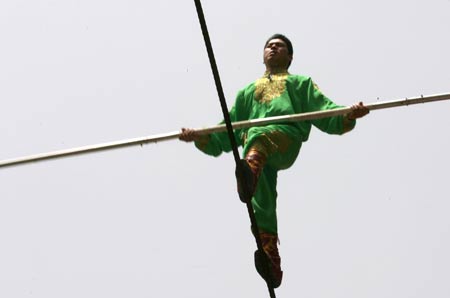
[263,34,293,71]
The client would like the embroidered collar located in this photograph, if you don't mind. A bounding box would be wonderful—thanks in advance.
[264,70,289,76]
[263,70,289,81]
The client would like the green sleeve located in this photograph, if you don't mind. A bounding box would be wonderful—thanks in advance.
[303,77,355,135]
[194,89,248,156]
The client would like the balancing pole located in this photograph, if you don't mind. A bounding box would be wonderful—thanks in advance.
[0,92,449,169]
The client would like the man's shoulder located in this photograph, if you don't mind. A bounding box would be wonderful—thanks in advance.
[287,73,312,82]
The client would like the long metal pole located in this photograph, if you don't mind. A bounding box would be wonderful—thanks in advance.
[1,92,449,168]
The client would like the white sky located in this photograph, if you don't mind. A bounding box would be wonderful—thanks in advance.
[1,1,449,297]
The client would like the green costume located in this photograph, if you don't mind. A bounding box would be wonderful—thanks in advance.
[195,71,356,234]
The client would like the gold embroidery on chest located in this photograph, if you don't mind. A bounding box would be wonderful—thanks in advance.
[254,73,288,103]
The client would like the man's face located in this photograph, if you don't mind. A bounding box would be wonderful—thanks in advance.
[263,38,293,69]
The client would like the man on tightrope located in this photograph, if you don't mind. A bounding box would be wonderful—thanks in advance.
[179,34,369,288]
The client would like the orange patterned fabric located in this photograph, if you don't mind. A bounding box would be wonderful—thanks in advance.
[256,232,283,288]
[245,148,267,178]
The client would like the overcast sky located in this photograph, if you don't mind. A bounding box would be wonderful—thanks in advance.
[1,1,449,297]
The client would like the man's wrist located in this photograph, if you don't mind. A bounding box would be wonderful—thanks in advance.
[195,134,210,148]
[345,113,356,121]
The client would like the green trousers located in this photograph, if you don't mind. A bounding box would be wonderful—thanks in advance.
[242,125,302,234]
